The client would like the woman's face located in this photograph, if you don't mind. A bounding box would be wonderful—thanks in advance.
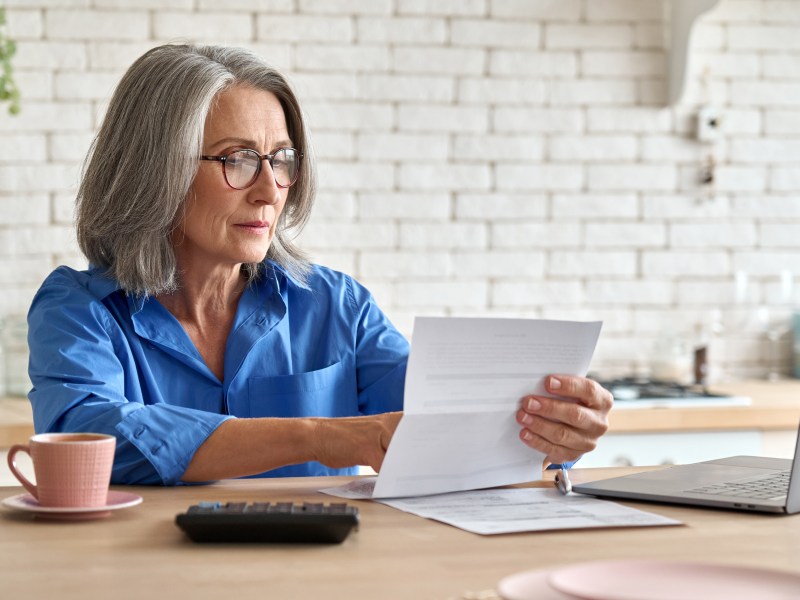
[175,84,292,274]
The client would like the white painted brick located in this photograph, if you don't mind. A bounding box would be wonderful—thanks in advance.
[586,280,674,306]
[693,52,759,78]
[585,223,666,248]
[642,194,731,219]
[731,196,800,219]
[542,308,632,333]
[714,166,767,192]
[197,0,293,11]
[2,0,87,6]
[9,71,52,100]
[398,0,486,17]
[582,51,664,77]
[640,135,704,162]
[731,139,800,163]
[359,193,451,221]
[671,223,757,248]
[762,1,800,23]
[0,256,54,283]
[357,17,447,44]
[290,73,357,101]
[720,108,762,135]
[691,23,725,50]
[458,78,546,105]
[97,0,192,7]
[256,15,352,43]
[309,191,356,220]
[49,132,95,163]
[249,43,292,71]
[546,25,633,49]
[357,133,449,161]
[309,252,357,278]
[393,47,485,75]
[491,222,581,248]
[86,42,162,70]
[0,225,77,256]
[295,45,390,72]
[551,193,638,219]
[637,79,668,107]
[45,10,148,41]
[358,74,454,103]
[495,164,583,191]
[360,251,450,278]
[489,51,577,77]
[759,224,800,248]
[451,250,545,277]
[54,72,119,101]
[734,252,800,277]
[0,134,47,162]
[455,193,547,220]
[494,108,583,133]
[398,281,488,309]
[0,164,79,193]
[317,161,394,191]
[549,135,637,162]
[765,111,800,135]
[729,25,800,51]
[642,251,730,276]
[298,221,396,250]
[587,107,671,133]
[14,41,86,69]
[680,78,729,107]
[310,132,355,160]
[304,101,393,131]
[6,9,44,39]
[549,251,636,276]
[300,0,392,15]
[0,101,91,132]
[586,0,662,21]
[0,193,49,225]
[398,223,488,249]
[154,12,253,42]
[489,0,580,21]
[589,164,676,191]
[770,168,800,191]
[702,0,764,23]
[763,54,800,79]
[453,134,544,161]
[634,24,663,49]
[491,280,583,308]
[397,163,491,191]
[451,19,541,48]
[398,105,488,133]
[52,192,76,224]
[549,80,638,105]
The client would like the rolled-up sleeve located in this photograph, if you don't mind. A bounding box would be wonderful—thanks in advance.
[27,273,232,485]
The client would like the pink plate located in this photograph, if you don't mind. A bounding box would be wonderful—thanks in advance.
[496,568,575,600]
[548,559,800,600]
[2,491,142,521]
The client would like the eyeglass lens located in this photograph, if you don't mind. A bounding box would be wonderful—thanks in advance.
[226,148,299,189]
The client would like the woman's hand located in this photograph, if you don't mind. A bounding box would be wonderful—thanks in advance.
[516,375,613,465]
[312,411,403,473]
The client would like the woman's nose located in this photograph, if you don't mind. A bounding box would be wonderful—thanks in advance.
[248,164,282,205]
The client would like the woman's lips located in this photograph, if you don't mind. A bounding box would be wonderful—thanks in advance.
[235,221,271,235]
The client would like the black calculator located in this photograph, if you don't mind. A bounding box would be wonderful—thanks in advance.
[175,501,359,544]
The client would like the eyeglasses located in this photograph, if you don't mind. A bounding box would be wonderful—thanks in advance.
[200,147,302,190]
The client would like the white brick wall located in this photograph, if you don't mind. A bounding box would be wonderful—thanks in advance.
[1,0,800,381]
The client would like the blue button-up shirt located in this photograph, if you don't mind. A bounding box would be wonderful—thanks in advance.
[27,262,409,485]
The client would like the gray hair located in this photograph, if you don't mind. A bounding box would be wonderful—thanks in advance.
[76,43,316,295]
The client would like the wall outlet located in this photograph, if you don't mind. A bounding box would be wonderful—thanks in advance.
[697,105,721,142]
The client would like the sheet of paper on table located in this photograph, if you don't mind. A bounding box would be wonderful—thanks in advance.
[321,484,682,535]
[359,316,602,499]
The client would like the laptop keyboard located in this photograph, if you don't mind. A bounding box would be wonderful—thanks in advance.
[685,471,790,500]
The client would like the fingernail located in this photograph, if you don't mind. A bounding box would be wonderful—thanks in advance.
[522,430,532,441]
[527,398,541,411]
[521,413,533,424]
[549,376,562,390]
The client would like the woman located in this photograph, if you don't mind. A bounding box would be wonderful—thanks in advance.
[27,44,612,485]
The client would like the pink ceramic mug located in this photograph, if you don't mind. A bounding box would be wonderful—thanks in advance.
[6,433,116,508]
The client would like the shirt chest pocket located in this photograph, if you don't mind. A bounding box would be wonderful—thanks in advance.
[246,361,357,418]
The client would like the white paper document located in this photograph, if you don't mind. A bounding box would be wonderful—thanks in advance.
[322,483,681,535]
[369,317,603,498]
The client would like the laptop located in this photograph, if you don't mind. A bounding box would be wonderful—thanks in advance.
[572,422,800,514]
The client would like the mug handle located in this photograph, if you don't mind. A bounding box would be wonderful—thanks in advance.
[7,444,38,499]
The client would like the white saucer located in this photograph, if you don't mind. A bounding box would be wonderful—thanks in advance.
[2,491,143,520]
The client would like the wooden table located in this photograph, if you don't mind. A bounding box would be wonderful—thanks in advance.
[2,469,799,600]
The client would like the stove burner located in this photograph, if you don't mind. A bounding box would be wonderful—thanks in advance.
[592,377,712,401]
